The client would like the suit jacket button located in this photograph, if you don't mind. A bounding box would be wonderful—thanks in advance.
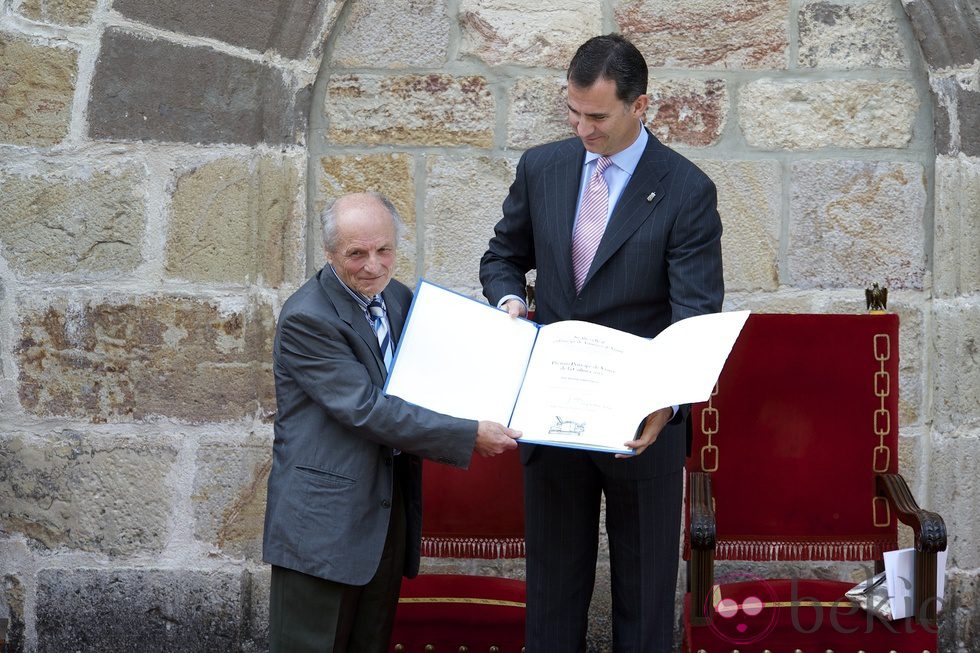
[385,457,393,466]
[382,499,391,508]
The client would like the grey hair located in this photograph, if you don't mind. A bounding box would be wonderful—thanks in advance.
[320,191,405,253]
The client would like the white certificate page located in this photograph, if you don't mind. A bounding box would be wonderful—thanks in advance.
[384,281,538,425]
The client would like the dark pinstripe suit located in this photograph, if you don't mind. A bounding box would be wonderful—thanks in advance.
[480,130,723,652]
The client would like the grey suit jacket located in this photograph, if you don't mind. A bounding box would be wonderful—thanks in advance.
[480,131,724,474]
[262,268,478,585]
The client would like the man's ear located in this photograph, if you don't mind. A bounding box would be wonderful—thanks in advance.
[632,94,649,118]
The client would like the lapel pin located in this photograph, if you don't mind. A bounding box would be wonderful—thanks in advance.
[646,192,656,202]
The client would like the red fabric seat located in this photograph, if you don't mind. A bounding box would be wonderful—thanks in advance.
[683,314,946,653]
[390,449,526,652]
[393,575,525,651]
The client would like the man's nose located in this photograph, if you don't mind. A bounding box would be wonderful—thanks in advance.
[363,253,383,272]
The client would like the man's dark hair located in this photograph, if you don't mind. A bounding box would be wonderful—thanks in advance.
[567,34,648,104]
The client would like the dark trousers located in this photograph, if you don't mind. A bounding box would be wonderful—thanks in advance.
[269,478,407,653]
[523,446,683,653]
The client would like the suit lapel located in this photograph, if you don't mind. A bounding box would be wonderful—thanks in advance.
[547,142,587,304]
[382,286,408,347]
[582,132,670,290]
[319,269,387,377]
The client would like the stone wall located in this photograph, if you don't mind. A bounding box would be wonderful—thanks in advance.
[1,0,978,651]
[0,0,342,650]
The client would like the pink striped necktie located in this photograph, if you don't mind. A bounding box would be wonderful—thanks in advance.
[571,156,613,292]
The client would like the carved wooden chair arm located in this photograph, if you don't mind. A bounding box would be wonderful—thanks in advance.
[689,471,716,550]
[876,473,948,626]
[876,473,947,553]
[688,471,716,624]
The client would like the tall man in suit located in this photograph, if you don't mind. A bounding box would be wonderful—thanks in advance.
[480,35,724,651]
[264,191,521,653]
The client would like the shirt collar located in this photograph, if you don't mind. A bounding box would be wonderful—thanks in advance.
[583,121,648,176]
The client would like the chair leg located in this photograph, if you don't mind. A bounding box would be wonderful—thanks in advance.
[915,551,939,627]
[689,548,714,626]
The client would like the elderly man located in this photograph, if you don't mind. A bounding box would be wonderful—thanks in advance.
[481,34,724,651]
[263,191,521,653]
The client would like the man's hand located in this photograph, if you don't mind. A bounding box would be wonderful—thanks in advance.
[475,420,522,457]
[616,407,673,459]
[502,299,527,319]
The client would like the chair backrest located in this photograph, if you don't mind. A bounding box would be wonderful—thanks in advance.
[685,313,899,563]
[421,447,525,559]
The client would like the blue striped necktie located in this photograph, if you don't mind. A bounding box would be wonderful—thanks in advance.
[367,297,392,370]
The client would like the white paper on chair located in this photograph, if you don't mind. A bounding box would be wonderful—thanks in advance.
[883,547,948,620]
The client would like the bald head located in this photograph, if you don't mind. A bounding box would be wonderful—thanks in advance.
[321,191,404,254]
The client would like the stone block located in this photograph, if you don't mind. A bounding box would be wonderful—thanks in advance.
[930,426,980,571]
[798,0,908,69]
[0,430,177,555]
[246,566,271,649]
[647,78,728,147]
[0,165,145,278]
[458,0,601,68]
[694,160,781,291]
[0,545,27,653]
[739,79,919,149]
[902,0,980,71]
[506,76,570,150]
[723,291,818,314]
[17,0,97,25]
[935,155,980,297]
[932,75,980,157]
[88,29,300,146]
[423,155,517,295]
[617,0,789,69]
[897,431,921,497]
[15,294,275,422]
[940,570,980,653]
[787,160,926,289]
[316,153,417,285]
[165,156,304,287]
[0,33,77,147]
[36,568,248,652]
[112,0,326,59]
[895,298,927,426]
[324,74,495,147]
[932,299,980,430]
[193,433,271,561]
[330,0,449,68]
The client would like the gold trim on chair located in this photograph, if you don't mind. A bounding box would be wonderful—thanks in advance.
[871,332,893,524]
[699,383,720,472]
[398,597,526,608]
[873,496,892,528]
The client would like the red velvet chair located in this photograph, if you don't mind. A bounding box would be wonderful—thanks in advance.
[684,314,947,652]
[390,448,526,652]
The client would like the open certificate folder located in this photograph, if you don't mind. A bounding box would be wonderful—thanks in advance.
[384,280,750,454]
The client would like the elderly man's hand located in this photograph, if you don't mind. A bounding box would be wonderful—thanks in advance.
[475,421,522,457]
[616,407,673,459]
